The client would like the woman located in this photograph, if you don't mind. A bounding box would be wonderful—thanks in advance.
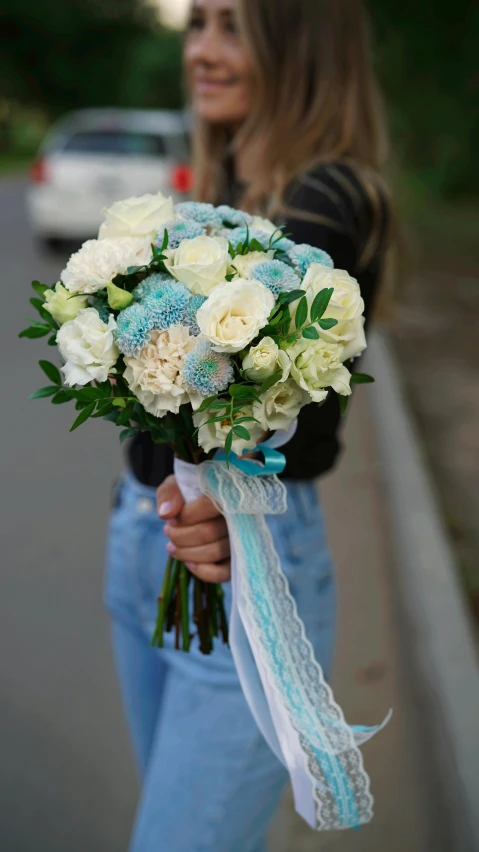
[105,1,390,850]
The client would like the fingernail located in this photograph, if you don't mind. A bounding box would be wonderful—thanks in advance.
[166,542,176,555]
[185,562,196,569]
[159,501,173,517]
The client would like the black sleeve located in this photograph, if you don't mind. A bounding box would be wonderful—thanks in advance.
[279,164,382,479]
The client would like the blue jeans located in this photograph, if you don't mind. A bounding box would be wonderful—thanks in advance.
[105,470,336,852]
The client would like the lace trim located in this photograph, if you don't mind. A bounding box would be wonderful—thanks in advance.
[199,461,375,830]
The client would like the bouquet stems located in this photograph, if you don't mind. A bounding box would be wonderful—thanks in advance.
[151,561,229,654]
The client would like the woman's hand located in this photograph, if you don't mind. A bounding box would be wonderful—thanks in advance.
[156,475,231,583]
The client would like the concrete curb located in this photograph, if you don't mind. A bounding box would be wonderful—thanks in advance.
[365,331,479,851]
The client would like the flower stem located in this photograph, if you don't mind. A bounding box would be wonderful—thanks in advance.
[179,561,191,652]
[150,555,173,647]
[217,585,229,646]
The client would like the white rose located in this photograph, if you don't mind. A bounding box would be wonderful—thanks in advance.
[193,406,263,456]
[99,192,174,239]
[253,379,307,431]
[301,264,366,354]
[165,235,229,296]
[60,237,152,295]
[250,216,278,235]
[242,337,290,382]
[43,282,88,325]
[197,278,275,353]
[231,250,274,279]
[57,308,119,386]
[340,316,367,361]
[124,326,195,418]
[286,337,351,402]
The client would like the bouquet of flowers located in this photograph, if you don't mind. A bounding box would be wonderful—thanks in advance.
[21,192,370,654]
[21,192,383,831]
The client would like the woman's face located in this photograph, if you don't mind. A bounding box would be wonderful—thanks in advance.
[184,0,254,126]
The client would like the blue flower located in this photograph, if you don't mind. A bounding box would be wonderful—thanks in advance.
[155,218,204,249]
[142,281,191,330]
[132,272,173,301]
[92,297,110,324]
[115,303,154,355]
[288,244,334,278]
[274,235,295,252]
[250,259,300,297]
[216,205,253,228]
[227,227,273,251]
[183,294,206,336]
[175,201,222,229]
[182,339,234,396]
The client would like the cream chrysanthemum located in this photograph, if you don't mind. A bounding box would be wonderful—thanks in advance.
[123,326,195,418]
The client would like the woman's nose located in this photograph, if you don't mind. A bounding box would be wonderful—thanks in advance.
[188,23,223,67]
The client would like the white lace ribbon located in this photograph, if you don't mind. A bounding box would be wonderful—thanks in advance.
[174,455,390,831]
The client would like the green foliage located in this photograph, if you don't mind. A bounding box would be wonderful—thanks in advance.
[0,0,183,120]
[369,1,479,198]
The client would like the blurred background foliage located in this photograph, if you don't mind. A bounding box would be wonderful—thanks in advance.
[0,0,477,204]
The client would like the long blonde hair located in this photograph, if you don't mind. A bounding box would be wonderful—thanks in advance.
[192,0,391,268]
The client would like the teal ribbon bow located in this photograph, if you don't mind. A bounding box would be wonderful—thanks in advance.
[214,444,286,477]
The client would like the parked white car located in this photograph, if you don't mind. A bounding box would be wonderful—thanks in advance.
[27,108,192,249]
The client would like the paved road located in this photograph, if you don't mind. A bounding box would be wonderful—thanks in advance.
[1,176,446,851]
[0,176,136,850]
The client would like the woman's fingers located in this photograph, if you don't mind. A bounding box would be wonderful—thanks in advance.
[178,494,222,526]
[166,535,231,566]
[184,559,231,584]
[164,516,228,549]
[156,475,184,520]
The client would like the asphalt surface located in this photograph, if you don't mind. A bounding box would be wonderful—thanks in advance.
[1,176,136,850]
[1,175,445,851]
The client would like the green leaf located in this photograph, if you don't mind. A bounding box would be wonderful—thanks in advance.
[19,325,50,339]
[236,242,244,255]
[161,229,169,253]
[310,287,334,322]
[302,326,320,339]
[338,394,349,416]
[28,385,58,400]
[230,383,256,398]
[228,241,236,258]
[39,359,62,385]
[232,415,260,425]
[102,410,121,423]
[200,414,231,427]
[30,297,45,312]
[225,273,236,282]
[277,289,305,306]
[248,238,264,252]
[51,389,72,404]
[197,394,220,412]
[75,398,93,410]
[258,371,283,395]
[224,429,233,459]
[120,428,138,444]
[31,281,48,297]
[112,397,127,408]
[318,318,338,330]
[76,386,111,401]
[233,424,250,440]
[91,400,114,418]
[69,401,96,431]
[116,403,134,426]
[295,296,308,329]
[47,334,57,346]
[350,372,375,384]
